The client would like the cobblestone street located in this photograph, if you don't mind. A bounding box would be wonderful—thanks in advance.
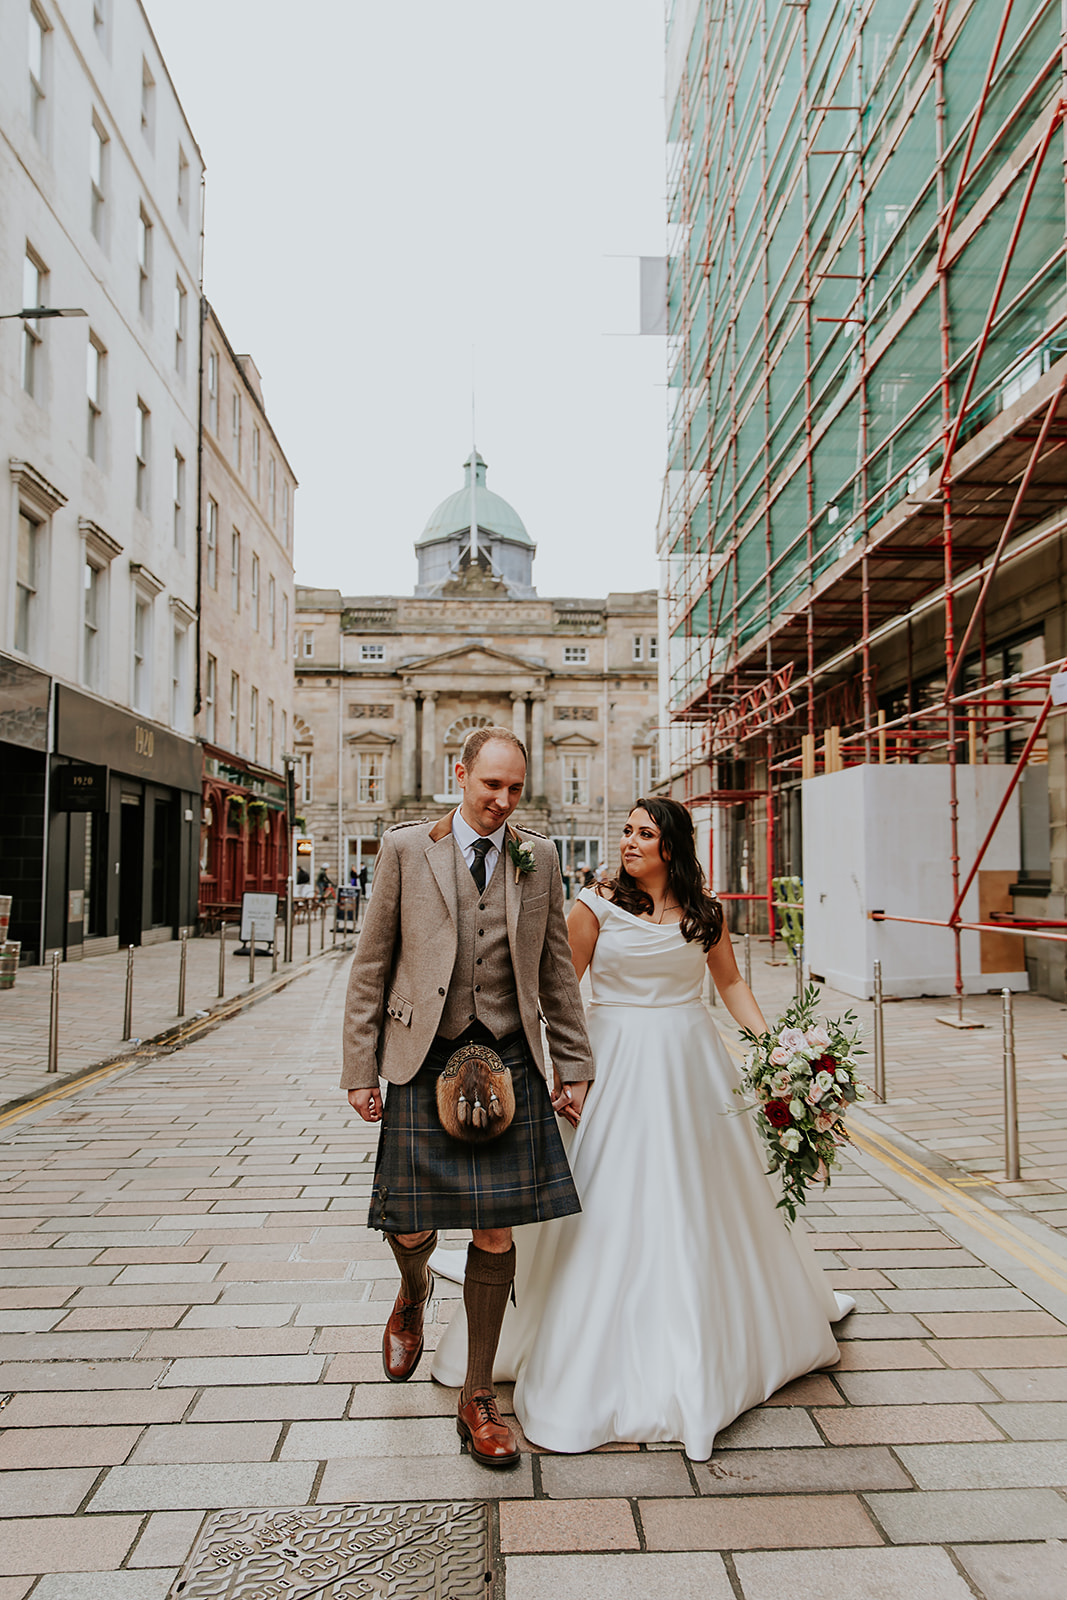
[0,943,1066,1598]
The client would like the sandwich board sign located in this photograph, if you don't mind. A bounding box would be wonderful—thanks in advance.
[240,892,278,950]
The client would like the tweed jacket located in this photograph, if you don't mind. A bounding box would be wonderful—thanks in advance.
[340,811,594,1092]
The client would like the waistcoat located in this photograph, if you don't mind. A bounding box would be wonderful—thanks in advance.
[438,836,522,1041]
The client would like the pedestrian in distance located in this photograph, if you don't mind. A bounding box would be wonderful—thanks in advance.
[342,726,593,1469]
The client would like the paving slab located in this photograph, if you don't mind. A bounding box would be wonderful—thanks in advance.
[982,1369,1067,1401]
[158,1354,325,1386]
[0,1467,100,1517]
[539,1452,695,1499]
[500,1498,640,1552]
[504,1552,735,1600]
[316,1453,535,1500]
[0,1390,195,1428]
[813,1404,1004,1444]
[639,1493,882,1550]
[280,1416,461,1458]
[129,1422,282,1464]
[0,1424,142,1468]
[733,1546,980,1600]
[866,1488,1067,1543]
[697,1444,910,1494]
[837,1370,1001,1405]
[87,1461,318,1512]
[187,1383,351,1422]
[893,1439,1067,1489]
[952,1541,1067,1600]
[127,1511,206,1569]
[980,1402,1067,1439]
[0,1515,143,1576]
[31,1573,178,1600]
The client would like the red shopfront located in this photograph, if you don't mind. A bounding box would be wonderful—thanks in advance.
[199,748,290,923]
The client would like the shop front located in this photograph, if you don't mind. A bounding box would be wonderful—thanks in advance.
[199,747,290,926]
[0,653,51,964]
[49,686,201,959]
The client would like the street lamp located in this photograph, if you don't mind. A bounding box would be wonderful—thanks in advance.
[0,305,88,320]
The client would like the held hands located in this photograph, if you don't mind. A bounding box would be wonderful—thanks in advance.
[348,1087,383,1122]
[551,1077,590,1129]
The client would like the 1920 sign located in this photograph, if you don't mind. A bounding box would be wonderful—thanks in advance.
[55,762,107,812]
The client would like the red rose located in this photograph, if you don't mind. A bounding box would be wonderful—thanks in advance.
[764,1099,793,1129]
[815,1053,837,1072]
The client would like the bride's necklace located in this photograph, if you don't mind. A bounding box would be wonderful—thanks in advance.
[653,896,678,924]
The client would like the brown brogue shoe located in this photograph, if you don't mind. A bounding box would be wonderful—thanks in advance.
[382,1275,432,1383]
[456,1390,521,1469]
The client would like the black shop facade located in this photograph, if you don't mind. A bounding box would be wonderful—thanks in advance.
[47,686,201,960]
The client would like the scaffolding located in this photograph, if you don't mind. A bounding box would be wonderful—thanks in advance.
[663,0,1067,1002]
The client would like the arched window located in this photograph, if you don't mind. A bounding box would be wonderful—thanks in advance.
[442,714,495,796]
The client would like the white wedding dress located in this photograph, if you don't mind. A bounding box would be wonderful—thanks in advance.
[430,887,847,1460]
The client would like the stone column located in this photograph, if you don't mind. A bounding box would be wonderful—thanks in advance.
[530,693,546,799]
[400,686,418,799]
[510,691,527,746]
[420,690,438,800]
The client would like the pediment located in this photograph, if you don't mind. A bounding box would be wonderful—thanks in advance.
[551,731,599,749]
[407,643,542,678]
[345,729,397,746]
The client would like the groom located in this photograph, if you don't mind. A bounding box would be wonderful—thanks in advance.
[342,726,593,1468]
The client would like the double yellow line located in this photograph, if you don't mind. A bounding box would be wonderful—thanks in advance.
[848,1115,1067,1299]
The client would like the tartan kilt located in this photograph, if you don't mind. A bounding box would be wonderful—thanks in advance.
[368,1033,581,1233]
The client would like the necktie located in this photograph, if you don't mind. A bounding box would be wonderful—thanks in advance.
[470,837,492,893]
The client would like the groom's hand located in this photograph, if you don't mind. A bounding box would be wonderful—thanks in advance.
[551,1079,589,1128]
[348,1088,382,1122]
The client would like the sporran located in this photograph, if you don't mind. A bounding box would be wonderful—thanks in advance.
[436,1041,516,1143]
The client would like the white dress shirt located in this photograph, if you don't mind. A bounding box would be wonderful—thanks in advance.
[452,809,507,888]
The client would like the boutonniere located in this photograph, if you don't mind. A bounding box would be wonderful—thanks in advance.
[508,839,537,884]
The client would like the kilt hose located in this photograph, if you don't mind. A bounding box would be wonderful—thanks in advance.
[368,1030,581,1233]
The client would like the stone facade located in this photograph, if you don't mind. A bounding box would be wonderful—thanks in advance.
[292,574,659,887]
[1,0,205,960]
[196,304,297,916]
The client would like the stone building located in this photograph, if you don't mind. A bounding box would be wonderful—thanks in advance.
[195,303,296,919]
[293,454,658,887]
[1,0,204,961]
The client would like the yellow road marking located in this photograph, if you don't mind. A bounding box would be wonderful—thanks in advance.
[848,1118,1067,1298]
[0,957,328,1132]
[720,1029,1067,1299]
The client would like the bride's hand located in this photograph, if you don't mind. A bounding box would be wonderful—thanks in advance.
[552,1080,589,1128]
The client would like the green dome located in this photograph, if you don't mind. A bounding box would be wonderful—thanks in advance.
[418,452,532,547]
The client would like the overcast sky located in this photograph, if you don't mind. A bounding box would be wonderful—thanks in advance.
[147,1,667,601]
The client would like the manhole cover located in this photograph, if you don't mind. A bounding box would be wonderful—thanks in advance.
[169,1501,491,1599]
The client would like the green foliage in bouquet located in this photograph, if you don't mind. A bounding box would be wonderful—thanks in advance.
[738,983,866,1223]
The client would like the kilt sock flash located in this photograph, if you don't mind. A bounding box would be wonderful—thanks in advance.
[462,1242,517,1406]
[387,1229,437,1302]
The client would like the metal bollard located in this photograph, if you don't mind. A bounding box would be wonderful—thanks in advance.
[249,922,256,985]
[122,945,134,1040]
[743,932,752,989]
[1002,988,1021,1181]
[320,903,326,951]
[218,921,226,998]
[47,949,60,1073]
[873,959,886,1101]
[332,911,337,948]
[306,906,313,959]
[272,917,279,974]
[284,880,294,964]
[794,943,804,1007]
[177,930,187,1017]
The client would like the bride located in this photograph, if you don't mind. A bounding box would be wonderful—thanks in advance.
[431,796,851,1460]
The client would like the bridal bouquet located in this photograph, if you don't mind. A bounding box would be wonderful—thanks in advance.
[738,985,865,1223]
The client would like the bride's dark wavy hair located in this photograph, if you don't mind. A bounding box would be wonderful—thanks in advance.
[603,796,724,951]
